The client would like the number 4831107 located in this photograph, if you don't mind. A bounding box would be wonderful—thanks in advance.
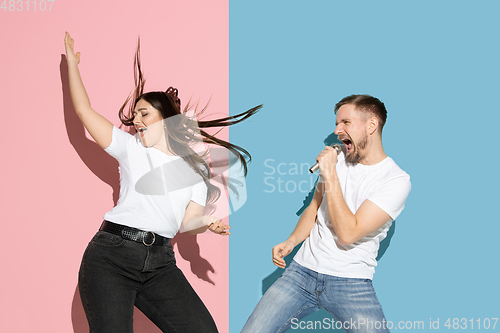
[1,0,55,11]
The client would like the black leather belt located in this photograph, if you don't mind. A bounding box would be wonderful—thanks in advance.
[99,221,170,246]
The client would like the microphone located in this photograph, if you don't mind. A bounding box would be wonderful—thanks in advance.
[309,144,346,173]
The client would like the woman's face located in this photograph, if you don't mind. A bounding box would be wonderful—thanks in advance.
[132,99,168,152]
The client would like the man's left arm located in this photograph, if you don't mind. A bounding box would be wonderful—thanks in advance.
[324,175,391,246]
[319,147,407,246]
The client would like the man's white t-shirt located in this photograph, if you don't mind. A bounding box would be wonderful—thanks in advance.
[294,152,411,280]
[103,126,208,238]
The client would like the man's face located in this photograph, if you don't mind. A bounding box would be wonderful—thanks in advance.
[334,104,369,166]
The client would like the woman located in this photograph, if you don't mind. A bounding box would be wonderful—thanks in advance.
[64,32,260,333]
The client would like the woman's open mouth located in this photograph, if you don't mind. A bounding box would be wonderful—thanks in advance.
[138,127,147,138]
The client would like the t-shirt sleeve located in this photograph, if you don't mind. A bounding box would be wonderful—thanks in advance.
[104,126,133,160]
[190,179,208,206]
[368,173,411,221]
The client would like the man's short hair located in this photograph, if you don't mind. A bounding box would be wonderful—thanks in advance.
[334,95,387,133]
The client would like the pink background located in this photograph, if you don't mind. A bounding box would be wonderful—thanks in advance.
[0,1,229,332]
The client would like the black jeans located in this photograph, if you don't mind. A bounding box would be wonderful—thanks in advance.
[78,230,218,333]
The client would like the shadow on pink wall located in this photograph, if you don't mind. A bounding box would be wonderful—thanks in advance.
[61,55,220,331]
[60,54,120,206]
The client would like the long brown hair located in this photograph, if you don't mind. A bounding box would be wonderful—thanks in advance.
[118,39,262,204]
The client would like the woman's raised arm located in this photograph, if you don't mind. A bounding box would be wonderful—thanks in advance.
[65,32,113,149]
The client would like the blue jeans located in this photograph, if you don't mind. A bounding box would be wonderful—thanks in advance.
[241,260,390,333]
[78,230,218,333]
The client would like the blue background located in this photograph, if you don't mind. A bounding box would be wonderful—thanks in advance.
[229,1,499,332]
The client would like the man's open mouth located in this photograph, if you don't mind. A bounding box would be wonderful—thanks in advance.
[341,138,353,153]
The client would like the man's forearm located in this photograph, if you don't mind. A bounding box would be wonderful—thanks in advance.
[323,171,358,245]
[272,183,323,268]
[286,198,318,247]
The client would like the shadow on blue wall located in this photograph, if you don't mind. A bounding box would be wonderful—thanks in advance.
[260,132,396,332]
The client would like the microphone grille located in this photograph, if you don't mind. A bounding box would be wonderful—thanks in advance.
[331,143,346,155]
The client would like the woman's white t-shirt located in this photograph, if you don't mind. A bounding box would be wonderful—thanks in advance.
[103,126,207,238]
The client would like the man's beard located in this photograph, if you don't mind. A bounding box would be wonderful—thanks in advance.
[345,134,368,166]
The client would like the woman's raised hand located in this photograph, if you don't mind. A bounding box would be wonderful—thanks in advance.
[64,32,81,64]
[63,31,113,149]
[205,216,231,236]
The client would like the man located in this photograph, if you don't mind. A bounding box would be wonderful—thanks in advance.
[241,95,411,333]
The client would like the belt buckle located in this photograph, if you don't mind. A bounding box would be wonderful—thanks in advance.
[142,231,156,246]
